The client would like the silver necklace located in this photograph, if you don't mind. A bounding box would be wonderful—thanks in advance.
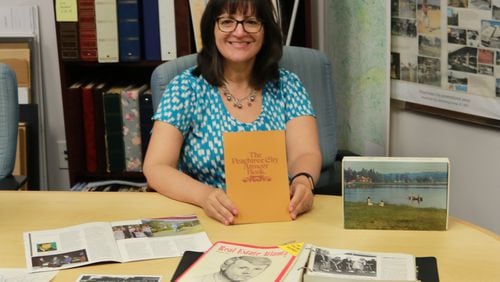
[222,84,257,109]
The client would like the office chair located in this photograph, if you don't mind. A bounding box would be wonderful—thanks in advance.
[0,63,26,190]
[151,46,346,195]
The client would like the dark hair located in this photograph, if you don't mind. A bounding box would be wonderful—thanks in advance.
[193,0,283,89]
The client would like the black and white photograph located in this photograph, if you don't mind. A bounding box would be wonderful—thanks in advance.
[493,1,500,20]
[448,46,478,73]
[418,56,441,86]
[392,18,417,38]
[478,63,494,75]
[398,0,417,19]
[496,50,500,64]
[480,19,500,48]
[448,0,468,8]
[399,53,418,82]
[196,256,272,281]
[467,30,480,47]
[470,0,492,10]
[419,35,441,57]
[312,248,377,277]
[448,27,467,45]
[391,52,401,79]
[496,78,500,96]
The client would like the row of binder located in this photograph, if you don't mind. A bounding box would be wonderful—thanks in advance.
[56,0,200,63]
[65,81,154,174]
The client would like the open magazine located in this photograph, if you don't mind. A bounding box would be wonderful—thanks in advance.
[23,215,212,273]
[175,241,305,281]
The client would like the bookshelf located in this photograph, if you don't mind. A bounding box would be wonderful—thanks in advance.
[54,0,312,187]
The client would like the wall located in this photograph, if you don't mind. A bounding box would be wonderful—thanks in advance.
[323,0,390,156]
[2,0,69,190]
[390,104,500,234]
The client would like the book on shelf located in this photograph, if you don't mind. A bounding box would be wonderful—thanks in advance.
[64,81,86,177]
[117,0,142,62]
[23,215,212,273]
[174,241,305,282]
[223,130,290,224]
[173,243,437,282]
[92,82,109,173]
[14,122,28,182]
[342,157,450,231]
[56,21,80,61]
[141,0,161,61]
[81,82,98,173]
[158,0,177,61]
[95,0,119,62]
[175,0,195,57]
[103,85,128,172]
[121,84,148,172]
[55,0,80,60]
[78,0,98,61]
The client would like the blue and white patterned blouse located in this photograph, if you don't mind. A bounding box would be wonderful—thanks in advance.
[153,67,315,190]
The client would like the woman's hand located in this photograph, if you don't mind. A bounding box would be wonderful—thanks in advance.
[201,188,238,225]
[289,182,314,220]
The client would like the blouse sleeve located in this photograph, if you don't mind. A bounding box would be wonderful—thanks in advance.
[281,69,316,123]
[152,71,196,137]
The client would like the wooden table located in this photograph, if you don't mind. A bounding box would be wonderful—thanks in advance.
[0,191,498,281]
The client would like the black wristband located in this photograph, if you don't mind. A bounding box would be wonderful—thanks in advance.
[289,172,315,191]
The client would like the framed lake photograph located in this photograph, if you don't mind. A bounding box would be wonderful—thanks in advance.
[342,157,450,231]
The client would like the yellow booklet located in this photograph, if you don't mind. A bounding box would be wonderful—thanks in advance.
[223,130,291,224]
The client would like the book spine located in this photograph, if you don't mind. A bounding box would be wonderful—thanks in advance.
[141,0,161,61]
[82,83,97,172]
[103,89,125,172]
[121,85,146,171]
[139,89,153,159]
[62,83,85,177]
[117,0,142,62]
[93,84,108,173]
[158,0,177,61]
[95,0,119,63]
[57,22,80,60]
[78,0,98,61]
[175,0,194,57]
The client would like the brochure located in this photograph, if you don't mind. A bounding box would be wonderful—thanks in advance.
[23,215,212,273]
[223,130,291,224]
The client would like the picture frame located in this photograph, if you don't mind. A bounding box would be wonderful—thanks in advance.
[391,0,500,127]
[342,156,450,231]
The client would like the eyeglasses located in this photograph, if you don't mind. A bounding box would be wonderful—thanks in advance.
[216,17,263,33]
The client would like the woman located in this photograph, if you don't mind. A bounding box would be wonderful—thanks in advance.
[143,0,321,225]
